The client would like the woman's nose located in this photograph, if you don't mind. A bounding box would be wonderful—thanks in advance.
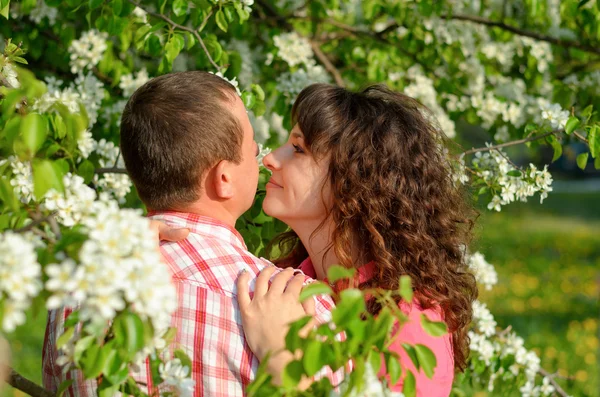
[262,150,280,172]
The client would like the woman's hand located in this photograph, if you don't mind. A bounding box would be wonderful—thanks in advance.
[237,267,315,383]
[149,220,189,242]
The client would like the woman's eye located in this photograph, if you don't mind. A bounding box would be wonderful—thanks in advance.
[292,144,304,153]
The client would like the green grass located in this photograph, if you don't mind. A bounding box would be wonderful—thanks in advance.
[2,191,599,397]
[468,190,600,397]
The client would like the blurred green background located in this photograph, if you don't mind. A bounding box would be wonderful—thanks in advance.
[1,188,599,397]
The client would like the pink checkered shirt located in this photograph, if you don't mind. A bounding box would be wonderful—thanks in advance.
[43,211,343,396]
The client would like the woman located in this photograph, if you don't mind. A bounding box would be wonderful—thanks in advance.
[236,83,478,396]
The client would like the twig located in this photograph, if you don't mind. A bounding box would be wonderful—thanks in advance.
[198,8,215,32]
[572,131,589,144]
[537,367,570,397]
[47,214,61,240]
[310,41,345,87]
[441,13,600,56]
[461,129,562,156]
[13,212,56,233]
[5,367,55,397]
[95,167,128,174]
[126,0,221,71]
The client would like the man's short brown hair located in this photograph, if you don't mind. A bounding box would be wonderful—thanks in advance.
[120,71,243,210]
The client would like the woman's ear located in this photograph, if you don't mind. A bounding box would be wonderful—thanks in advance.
[213,160,234,199]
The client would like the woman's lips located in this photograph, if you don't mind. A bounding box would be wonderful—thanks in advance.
[266,179,283,188]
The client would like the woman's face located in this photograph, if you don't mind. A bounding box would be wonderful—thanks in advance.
[262,125,331,226]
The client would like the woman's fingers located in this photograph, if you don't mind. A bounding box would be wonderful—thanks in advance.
[149,220,189,242]
[236,270,252,310]
[301,292,316,316]
[254,266,277,297]
[268,268,295,295]
[283,273,305,298]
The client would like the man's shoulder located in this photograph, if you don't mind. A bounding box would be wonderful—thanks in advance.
[159,232,274,296]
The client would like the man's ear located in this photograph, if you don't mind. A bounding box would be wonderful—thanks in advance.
[213,160,234,199]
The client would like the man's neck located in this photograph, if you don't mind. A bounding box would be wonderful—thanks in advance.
[173,200,238,228]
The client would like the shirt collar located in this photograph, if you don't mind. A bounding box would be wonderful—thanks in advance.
[298,257,377,287]
[147,210,247,250]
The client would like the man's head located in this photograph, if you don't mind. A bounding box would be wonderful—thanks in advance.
[120,71,259,221]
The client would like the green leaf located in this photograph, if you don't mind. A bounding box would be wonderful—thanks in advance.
[89,0,103,10]
[0,0,9,19]
[565,116,580,135]
[403,370,417,397]
[77,160,95,184]
[368,350,382,373]
[253,101,266,117]
[546,135,562,162]
[401,343,420,370]
[32,159,65,198]
[387,353,402,385]
[415,344,437,378]
[165,34,185,65]
[581,104,594,121]
[57,327,75,349]
[20,113,47,157]
[576,152,589,170]
[326,265,356,283]
[74,335,95,366]
[241,91,256,110]
[56,380,74,397]
[420,314,448,337]
[0,178,19,212]
[113,311,145,356]
[111,0,122,16]
[303,340,325,376]
[399,275,413,302]
[506,169,523,177]
[298,281,333,302]
[282,359,304,388]
[215,9,228,32]
[595,155,600,170]
[174,349,193,372]
[251,84,265,101]
[588,125,599,158]
[172,0,188,16]
[285,315,311,352]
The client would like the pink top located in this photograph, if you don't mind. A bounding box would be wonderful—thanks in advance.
[299,258,454,397]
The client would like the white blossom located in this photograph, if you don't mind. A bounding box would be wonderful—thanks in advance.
[209,71,242,96]
[119,68,150,97]
[29,0,58,25]
[8,157,35,203]
[92,139,132,202]
[540,376,555,396]
[132,7,147,22]
[540,102,570,130]
[0,232,42,332]
[472,300,497,337]
[42,173,97,227]
[74,72,105,127]
[159,359,196,396]
[276,61,330,100]
[68,30,108,74]
[256,143,271,167]
[77,129,95,159]
[467,252,498,290]
[273,32,313,67]
[1,61,20,88]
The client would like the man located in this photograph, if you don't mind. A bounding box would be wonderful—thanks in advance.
[42,71,341,396]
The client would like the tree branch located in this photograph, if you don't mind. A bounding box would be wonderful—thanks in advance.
[310,41,345,87]
[255,0,345,86]
[4,367,55,397]
[13,212,56,233]
[537,367,570,397]
[126,0,221,72]
[441,13,600,56]
[461,129,562,156]
[95,167,128,174]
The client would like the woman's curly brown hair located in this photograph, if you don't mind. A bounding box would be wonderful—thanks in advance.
[268,83,479,372]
